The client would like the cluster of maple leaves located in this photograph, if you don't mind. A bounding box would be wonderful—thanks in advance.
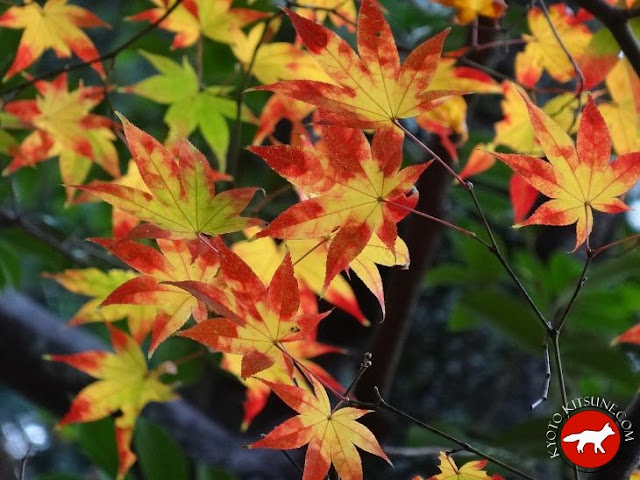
[1,0,640,479]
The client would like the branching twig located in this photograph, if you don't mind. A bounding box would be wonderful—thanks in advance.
[350,388,537,480]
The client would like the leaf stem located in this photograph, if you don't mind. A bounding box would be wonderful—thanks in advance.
[383,199,484,244]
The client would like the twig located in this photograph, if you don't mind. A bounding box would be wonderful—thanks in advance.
[531,343,551,410]
[19,446,31,480]
[280,449,304,475]
[0,0,185,98]
[554,250,592,332]
[350,388,538,480]
[591,233,640,258]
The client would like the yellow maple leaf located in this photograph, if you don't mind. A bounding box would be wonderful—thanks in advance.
[0,0,109,79]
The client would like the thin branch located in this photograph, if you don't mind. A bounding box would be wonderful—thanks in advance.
[350,388,537,480]
[399,122,553,334]
[0,0,185,98]
[554,251,592,332]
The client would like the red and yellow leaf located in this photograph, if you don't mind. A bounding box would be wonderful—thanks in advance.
[495,94,640,250]
[47,326,176,479]
[80,114,262,239]
[3,74,119,201]
[249,376,390,480]
[0,0,108,80]
[175,237,329,380]
[516,5,591,88]
[44,268,156,343]
[599,59,640,155]
[128,0,266,49]
[250,126,425,290]
[95,238,220,354]
[253,0,457,129]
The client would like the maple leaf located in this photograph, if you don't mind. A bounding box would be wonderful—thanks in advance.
[175,236,329,380]
[249,125,426,290]
[44,268,156,343]
[252,0,457,129]
[123,51,256,171]
[94,238,219,354]
[3,73,119,201]
[46,326,176,479]
[232,23,332,86]
[494,94,640,250]
[516,5,591,88]
[423,451,504,479]
[431,0,507,24]
[249,375,391,480]
[599,59,640,155]
[0,0,108,80]
[79,114,262,239]
[128,0,266,49]
[294,0,357,31]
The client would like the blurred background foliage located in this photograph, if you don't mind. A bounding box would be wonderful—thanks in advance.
[0,0,639,479]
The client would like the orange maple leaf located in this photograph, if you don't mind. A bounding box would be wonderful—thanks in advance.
[250,126,426,290]
[46,326,176,480]
[495,94,640,250]
[94,238,219,354]
[0,0,108,80]
[175,237,329,380]
[421,451,504,479]
[252,0,456,129]
[129,0,266,49]
[3,73,119,201]
[249,375,390,480]
[79,114,262,239]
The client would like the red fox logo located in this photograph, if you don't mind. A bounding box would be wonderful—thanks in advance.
[562,422,616,454]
